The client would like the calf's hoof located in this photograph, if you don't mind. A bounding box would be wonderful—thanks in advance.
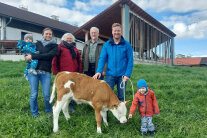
[97,127,102,133]
[53,127,58,133]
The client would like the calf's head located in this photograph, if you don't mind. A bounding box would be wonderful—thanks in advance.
[111,101,129,123]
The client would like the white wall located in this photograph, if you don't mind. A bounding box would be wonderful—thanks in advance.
[0,55,24,61]
[5,26,61,42]
[0,17,6,40]
[76,41,84,51]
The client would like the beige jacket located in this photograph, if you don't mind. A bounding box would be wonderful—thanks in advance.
[82,38,106,72]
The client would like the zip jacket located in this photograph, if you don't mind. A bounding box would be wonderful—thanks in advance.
[96,36,133,77]
[129,88,160,117]
[31,41,58,73]
[52,42,82,75]
[82,38,106,72]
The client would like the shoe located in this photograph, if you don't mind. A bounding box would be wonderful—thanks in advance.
[33,115,38,118]
[28,69,37,75]
[69,101,75,113]
[141,132,147,136]
[70,107,75,113]
[149,131,155,136]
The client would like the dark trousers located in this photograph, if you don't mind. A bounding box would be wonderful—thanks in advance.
[84,64,104,80]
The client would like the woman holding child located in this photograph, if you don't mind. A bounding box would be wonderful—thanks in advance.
[25,28,58,117]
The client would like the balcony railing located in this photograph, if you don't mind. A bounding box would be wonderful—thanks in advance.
[0,40,21,55]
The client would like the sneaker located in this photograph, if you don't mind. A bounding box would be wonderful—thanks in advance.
[28,69,37,75]
[69,101,75,113]
[24,74,29,81]
[141,132,147,136]
[33,115,38,118]
[149,131,155,136]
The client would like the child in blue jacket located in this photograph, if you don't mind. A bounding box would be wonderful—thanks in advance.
[17,34,39,80]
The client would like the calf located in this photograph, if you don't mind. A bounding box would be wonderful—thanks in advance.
[49,71,129,133]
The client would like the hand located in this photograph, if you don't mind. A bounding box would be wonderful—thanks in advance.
[123,76,129,82]
[128,114,132,119]
[93,73,101,79]
[25,54,32,61]
[102,71,106,76]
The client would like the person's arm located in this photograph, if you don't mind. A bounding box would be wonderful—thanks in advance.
[17,40,26,53]
[152,91,160,115]
[128,92,139,119]
[77,50,82,73]
[32,44,58,60]
[124,42,134,78]
[93,43,107,79]
[52,47,60,75]
[81,45,86,72]
[96,43,107,74]
[52,56,59,75]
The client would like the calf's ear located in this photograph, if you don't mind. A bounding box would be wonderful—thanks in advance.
[124,100,130,106]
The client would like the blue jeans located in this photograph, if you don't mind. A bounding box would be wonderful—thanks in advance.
[84,64,103,80]
[105,76,127,101]
[28,73,52,117]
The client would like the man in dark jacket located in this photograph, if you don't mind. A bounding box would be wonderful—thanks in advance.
[82,27,106,79]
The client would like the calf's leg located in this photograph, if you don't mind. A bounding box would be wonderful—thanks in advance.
[53,101,64,132]
[62,99,71,120]
[95,109,102,133]
[101,110,108,126]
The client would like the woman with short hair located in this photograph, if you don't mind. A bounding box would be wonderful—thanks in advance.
[52,33,82,112]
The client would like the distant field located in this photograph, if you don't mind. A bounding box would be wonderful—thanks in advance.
[0,60,207,137]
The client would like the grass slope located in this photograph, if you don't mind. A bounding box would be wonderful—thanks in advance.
[0,60,207,137]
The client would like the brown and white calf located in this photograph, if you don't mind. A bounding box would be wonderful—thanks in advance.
[49,71,129,133]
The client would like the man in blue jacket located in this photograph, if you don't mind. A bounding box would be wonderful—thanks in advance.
[93,23,134,101]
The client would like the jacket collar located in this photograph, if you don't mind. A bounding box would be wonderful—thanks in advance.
[109,36,125,45]
[85,38,104,46]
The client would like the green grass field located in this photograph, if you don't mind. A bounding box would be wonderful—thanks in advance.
[0,60,207,137]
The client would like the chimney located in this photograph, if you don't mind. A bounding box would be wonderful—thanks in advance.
[19,5,28,11]
[51,15,59,21]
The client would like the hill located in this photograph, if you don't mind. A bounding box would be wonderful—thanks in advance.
[0,60,206,137]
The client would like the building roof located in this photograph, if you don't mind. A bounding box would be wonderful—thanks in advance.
[0,2,78,33]
[174,58,202,66]
[200,57,207,65]
[73,0,176,40]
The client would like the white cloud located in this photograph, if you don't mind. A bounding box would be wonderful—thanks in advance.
[132,0,207,12]
[42,0,67,6]
[28,1,94,26]
[89,0,117,6]
[74,0,90,11]
[1,0,96,26]
[172,20,207,39]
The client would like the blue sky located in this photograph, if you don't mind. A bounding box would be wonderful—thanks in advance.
[2,0,207,57]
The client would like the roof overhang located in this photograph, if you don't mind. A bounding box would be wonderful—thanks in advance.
[73,0,176,40]
[0,2,78,33]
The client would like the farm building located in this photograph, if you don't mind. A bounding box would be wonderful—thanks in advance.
[0,2,82,60]
[73,0,176,65]
[174,57,207,67]
[0,0,176,64]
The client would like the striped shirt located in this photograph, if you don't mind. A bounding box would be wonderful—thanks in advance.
[89,41,97,63]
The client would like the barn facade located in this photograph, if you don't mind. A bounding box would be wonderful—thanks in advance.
[73,0,176,65]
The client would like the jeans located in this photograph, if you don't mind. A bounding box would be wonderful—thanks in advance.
[84,64,103,80]
[28,73,52,117]
[141,116,155,133]
[105,76,127,101]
